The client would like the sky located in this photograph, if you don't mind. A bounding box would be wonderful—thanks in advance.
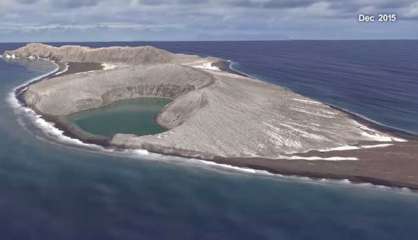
[0,0,417,42]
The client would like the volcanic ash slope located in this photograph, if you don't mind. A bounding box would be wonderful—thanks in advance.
[5,43,401,159]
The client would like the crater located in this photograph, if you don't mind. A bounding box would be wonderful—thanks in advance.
[66,97,171,138]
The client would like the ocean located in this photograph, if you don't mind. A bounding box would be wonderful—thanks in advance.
[0,41,418,240]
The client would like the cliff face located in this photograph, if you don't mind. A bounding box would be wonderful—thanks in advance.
[4,43,200,65]
[24,64,214,116]
[7,44,403,159]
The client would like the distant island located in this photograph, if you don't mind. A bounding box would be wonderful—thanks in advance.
[4,43,418,189]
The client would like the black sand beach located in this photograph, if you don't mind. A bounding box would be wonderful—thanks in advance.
[14,59,418,190]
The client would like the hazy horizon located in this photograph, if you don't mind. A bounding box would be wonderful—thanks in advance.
[2,39,418,44]
[1,0,418,42]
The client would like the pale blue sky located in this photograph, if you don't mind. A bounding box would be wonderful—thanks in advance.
[0,0,417,42]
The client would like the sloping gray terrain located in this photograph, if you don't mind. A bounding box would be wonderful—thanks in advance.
[4,43,200,65]
[5,44,401,159]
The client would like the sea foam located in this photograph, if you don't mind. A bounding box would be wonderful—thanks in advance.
[5,59,415,195]
[6,61,104,151]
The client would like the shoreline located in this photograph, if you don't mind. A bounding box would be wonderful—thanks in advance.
[10,56,418,191]
[211,145,418,190]
[218,61,416,141]
[14,61,113,147]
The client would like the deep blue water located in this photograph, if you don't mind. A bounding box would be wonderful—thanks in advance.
[1,41,418,240]
[51,40,418,134]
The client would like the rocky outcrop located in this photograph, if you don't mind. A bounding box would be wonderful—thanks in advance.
[5,44,403,159]
[23,64,214,116]
[4,43,201,65]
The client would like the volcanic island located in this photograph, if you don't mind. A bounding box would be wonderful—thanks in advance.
[4,43,418,189]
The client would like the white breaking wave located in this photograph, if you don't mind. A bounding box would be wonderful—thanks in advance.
[194,159,414,194]
[327,102,413,139]
[125,149,415,194]
[54,63,69,75]
[6,61,104,151]
[198,159,276,175]
[5,58,415,194]
[352,120,406,142]
[127,149,150,156]
[10,61,60,94]
[4,53,17,59]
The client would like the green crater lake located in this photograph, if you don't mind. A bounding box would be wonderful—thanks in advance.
[68,98,171,138]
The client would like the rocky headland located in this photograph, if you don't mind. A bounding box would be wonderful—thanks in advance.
[4,43,418,189]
